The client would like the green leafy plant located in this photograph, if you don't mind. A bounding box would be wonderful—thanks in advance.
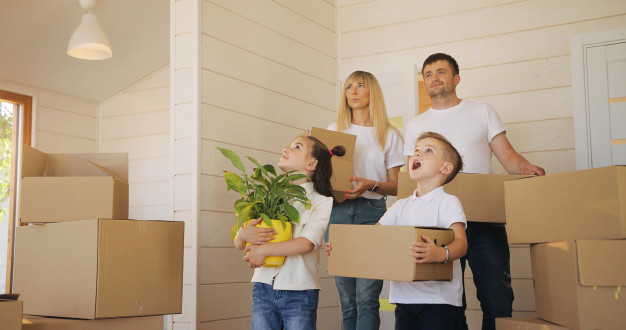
[217,147,312,239]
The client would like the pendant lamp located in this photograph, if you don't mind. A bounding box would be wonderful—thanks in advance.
[67,0,112,60]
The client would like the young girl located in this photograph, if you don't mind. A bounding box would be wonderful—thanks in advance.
[234,134,345,330]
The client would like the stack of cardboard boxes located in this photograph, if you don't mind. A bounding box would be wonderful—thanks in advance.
[9,145,184,329]
[498,165,626,329]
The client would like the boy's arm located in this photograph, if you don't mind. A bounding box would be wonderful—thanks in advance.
[411,222,467,264]
[244,237,314,268]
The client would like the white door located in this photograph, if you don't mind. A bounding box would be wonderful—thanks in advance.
[587,42,626,167]
[572,28,626,169]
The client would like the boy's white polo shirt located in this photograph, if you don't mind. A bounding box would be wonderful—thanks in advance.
[378,186,466,306]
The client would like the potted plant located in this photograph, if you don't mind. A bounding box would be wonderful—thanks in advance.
[217,147,312,266]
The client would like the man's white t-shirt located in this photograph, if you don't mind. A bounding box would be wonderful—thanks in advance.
[378,186,466,306]
[328,123,405,199]
[403,100,505,174]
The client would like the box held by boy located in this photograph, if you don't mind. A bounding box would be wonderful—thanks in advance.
[531,239,626,329]
[397,172,530,223]
[327,224,453,281]
[13,219,184,319]
[0,294,23,330]
[310,127,356,203]
[20,145,129,223]
[506,166,626,244]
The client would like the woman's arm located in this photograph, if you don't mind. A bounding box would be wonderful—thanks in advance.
[345,166,401,198]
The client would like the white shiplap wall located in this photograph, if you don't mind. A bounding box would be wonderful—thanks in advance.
[198,0,338,328]
[337,0,626,329]
[0,79,98,153]
[99,64,171,221]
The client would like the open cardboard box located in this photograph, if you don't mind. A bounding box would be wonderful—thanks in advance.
[310,127,356,203]
[327,224,453,281]
[20,145,129,223]
[13,219,184,319]
[505,166,626,244]
[531,240,626,329]
[398,171,530,223]
[0,294,23,330]
[22,315,163,330]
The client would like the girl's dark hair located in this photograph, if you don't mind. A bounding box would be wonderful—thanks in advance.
[305,135,346,199]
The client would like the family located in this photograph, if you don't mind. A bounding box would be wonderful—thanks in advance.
[234,53,546,330]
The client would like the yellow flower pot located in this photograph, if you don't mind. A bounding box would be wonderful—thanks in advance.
[245,219,292,267]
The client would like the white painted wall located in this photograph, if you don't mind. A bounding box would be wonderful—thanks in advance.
[336,0,626,328]
[0,79,98,153]
[99,64,171,221]
[197,0,337,329]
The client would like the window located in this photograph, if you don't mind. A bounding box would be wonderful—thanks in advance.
[0,90,32,293]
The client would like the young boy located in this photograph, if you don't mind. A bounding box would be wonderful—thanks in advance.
[328,131,467,329]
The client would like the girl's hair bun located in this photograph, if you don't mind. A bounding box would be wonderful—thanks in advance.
[331,145,346,157]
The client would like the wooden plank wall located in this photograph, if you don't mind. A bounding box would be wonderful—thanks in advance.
[198,0,338,328]
[99,64,171,221]
[0,79,98,153]
[337,0,626,329]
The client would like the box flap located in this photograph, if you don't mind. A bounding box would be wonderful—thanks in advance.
[576,240,626,286]
[45,152,128,182]
[310,127,356,161]
[21,145,46,178]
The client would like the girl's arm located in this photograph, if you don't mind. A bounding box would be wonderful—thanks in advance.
[233,218,277,250]
[410,222,467,264]
[244,237,314,268]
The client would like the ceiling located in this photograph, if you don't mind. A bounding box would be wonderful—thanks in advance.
[0,0,169,102]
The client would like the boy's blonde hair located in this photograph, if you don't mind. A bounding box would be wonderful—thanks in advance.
[416,132,463,184]
[336,71,401,149]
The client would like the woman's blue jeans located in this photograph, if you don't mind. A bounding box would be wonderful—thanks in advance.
[325,197,387,330]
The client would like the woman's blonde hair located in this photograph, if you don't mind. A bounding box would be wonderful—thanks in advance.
[336,71,399,149]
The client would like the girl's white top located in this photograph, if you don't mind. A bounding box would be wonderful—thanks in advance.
[251,182,333,290]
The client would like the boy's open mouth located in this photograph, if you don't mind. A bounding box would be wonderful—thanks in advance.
[412,159,421,170]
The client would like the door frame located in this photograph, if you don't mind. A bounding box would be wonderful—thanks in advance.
[570,27,626,170]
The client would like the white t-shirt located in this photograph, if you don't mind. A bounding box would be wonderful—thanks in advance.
[327,123,405,199]
[251,182,333,290]
[378,186,466,306]
[403,100,505,174]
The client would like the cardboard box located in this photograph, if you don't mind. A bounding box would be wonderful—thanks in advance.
[398,172,530,223]
[495,317,568,330]
[505,166,626,244]
[22,315,163,330]
[531,240,626,329]
[310,127,356,203]
[20,145,129,223]
[327,224,454,281]
[0,296,23,330]
[13,219,184,319]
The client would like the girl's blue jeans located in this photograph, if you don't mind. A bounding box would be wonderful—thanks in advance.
[325,197,387,330]
[251,282,319,330]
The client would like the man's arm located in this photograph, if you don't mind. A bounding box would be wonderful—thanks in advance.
[490,132,545,176]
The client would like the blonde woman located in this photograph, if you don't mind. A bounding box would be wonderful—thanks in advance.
[326,71,404,330]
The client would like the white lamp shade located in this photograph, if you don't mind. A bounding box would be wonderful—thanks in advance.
[67,13,112,60]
